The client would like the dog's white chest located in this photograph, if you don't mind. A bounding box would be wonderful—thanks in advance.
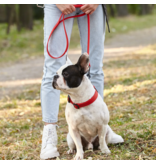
[65,97,109,141]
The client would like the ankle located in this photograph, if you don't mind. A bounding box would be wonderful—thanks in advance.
[44,122,57,126]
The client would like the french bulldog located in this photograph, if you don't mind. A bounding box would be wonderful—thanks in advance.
[52,53,124,160]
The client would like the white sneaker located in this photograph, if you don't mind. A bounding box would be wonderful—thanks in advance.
[40,124,60,159]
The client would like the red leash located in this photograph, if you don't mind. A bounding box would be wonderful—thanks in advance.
[46,4,90,59]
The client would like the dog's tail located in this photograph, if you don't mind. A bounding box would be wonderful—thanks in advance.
[106,125,124,144]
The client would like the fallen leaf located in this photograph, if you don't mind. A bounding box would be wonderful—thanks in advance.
[119,113,124,118]
[136,140,139,144]
[85,149,93,153]
[125,153,130,157]
[139,155,142,160]
[19,112,24,116]
[16,128,20,132]
[115,155,119,158]
[152,130,156,135]
[27,119,30,122]
[38,139,42,144]
[56,157,60,160]
[152,148,156,153]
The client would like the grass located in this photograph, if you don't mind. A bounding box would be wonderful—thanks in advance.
[0,20,44,64]
[0,44,156,160]
[107,13,156,39]
[0,12,156,64]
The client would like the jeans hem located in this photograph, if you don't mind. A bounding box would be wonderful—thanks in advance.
[42,119,58,123]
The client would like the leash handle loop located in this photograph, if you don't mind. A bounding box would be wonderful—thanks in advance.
[46,4,90,60]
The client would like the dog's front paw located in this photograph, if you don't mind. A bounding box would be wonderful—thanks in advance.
[101,148,111,154]
[74,152,84,160]
[67,149,75,154]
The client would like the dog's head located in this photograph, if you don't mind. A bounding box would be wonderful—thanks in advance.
[52,53,89,92]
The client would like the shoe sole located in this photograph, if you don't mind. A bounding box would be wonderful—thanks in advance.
[40,152,60,160]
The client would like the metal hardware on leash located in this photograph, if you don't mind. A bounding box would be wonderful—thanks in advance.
[37,4,44,8]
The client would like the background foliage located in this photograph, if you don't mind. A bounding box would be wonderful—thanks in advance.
[0,4,156,32]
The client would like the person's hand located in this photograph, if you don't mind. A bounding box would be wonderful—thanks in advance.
[56,4,76,15]
[80,4,99,15]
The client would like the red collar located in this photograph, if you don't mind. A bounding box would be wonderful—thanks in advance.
[67,87,98,109]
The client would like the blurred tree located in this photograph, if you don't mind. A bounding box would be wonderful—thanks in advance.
[108,4,115,17]
[116,4,128,17]
[0,5,7,23]
[33,4,43,19]
[6,4,18,34]
[5,4,33,34]
[140,4,152,15]
[128,4,141,15]
[2,4,156,35]
[19,4,33,30]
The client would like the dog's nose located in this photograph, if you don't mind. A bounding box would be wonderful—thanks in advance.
[52,75,59,89]
[54,75,59,80]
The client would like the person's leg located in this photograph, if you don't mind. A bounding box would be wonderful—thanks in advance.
[40,4,76,159]
[77,5,105,98]
[41,4,75,124]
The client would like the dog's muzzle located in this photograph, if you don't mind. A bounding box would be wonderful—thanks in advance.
[52,75,59,89]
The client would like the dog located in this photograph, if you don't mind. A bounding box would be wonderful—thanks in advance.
[52,53,124,160]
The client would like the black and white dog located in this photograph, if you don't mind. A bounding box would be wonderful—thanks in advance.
[52,53,124,160]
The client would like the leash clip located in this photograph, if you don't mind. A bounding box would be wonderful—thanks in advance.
[37,4,44,8]
[68,95,80,109]
[73,103,80,109]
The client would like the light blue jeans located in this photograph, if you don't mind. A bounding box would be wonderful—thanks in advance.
[41,4,105,123]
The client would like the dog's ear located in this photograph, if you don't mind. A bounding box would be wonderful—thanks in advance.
[76,53,90,75]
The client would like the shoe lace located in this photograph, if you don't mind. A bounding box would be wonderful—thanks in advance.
[44,125,59,147]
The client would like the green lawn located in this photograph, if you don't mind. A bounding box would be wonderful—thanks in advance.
[0,13,156,64]
[107,13,156,39]
[0,44,156,160]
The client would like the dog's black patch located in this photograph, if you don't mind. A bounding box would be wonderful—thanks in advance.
[62,53,90,88]
[51,53,89,88]
[62,65,83,88]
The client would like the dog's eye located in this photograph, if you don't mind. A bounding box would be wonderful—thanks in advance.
[63,72,69,78]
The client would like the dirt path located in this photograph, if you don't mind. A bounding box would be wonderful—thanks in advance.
[0,26,156,99]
